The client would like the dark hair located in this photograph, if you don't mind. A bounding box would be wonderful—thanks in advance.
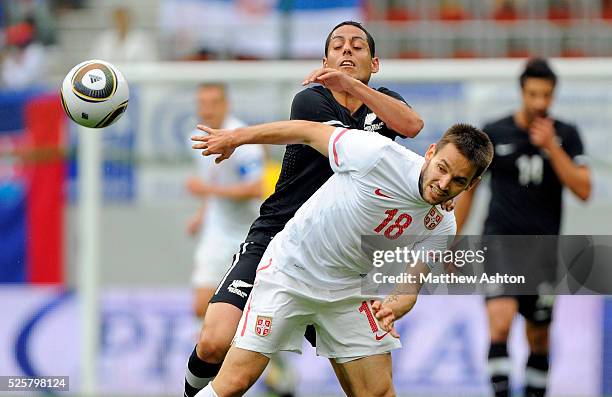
[520,58,557,88]
[324,21,375,58]
[436,123,494,180]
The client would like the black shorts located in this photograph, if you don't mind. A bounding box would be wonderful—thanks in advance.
[209,231,318,346]
[482,235,558,296]
[482,236,557,325]
[486,295,555,325]
[209,232,274,310]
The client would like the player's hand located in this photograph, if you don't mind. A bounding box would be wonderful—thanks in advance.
[528,117,556,150]
[186,176,211,197]
[192,125,236,163]
[302,67,356,93]
[371,300,400,338]
[186,213,202,236]
[441,198,455,211]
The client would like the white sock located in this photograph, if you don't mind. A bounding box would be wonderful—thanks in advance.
[194,383,219,397]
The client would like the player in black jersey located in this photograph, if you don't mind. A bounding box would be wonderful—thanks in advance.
[456,58,591,397]
[183,21,424,397]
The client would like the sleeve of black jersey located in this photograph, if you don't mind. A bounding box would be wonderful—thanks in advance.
[377,87,410,107]
[561,125,584,161]
[482,123,494,139]
[481,123,497,172]
[376,87,412,140]
[290,88,347,128]
[561,124,588,166]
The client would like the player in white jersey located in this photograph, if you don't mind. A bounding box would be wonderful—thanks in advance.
[186,83,264,318]
[192,120,493,397]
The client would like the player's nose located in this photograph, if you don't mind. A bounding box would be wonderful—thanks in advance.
[533,98,548,112]
[438,175,451,190]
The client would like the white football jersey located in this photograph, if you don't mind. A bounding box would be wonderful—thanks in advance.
[269,127,456,293]
[191,116,264,244]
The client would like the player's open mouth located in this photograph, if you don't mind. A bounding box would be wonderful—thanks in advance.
[339,60,356,67]
[430,185,446,200]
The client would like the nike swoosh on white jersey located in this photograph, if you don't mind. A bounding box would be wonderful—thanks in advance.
[374,188,393,199]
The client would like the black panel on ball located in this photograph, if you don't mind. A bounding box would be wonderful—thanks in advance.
[95,100,129,128]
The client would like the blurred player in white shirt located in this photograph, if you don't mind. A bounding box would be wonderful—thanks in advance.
[92,7,158,63]
[186,83,264,318]
[192,120,493,397]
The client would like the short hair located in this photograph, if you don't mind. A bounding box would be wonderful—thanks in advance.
[435,123,494,181]
[520,58,557,88]
[325,21,376,58]
[197,82,227,98]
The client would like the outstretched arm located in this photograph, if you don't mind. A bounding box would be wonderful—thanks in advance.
[186,176,263,200]
[303,68,423,137]
[192,120,335,163]
[347,80,423,138]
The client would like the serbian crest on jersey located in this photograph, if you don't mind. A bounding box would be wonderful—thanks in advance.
[424,206,443,230]
[255,316,272,337]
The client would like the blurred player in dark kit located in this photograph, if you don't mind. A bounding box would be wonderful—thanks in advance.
[456,58,591,397]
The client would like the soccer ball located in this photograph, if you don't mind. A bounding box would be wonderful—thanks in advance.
[60,59,129,128]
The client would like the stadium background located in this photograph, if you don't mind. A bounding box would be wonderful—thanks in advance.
[0,0,611,396]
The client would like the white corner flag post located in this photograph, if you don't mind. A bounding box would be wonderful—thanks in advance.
[78,125,101,396]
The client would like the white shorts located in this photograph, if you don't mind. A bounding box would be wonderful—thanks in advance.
[233,256,402,362]
[191,237,238,287]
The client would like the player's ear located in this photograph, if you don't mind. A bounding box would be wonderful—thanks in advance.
[424,143,436,161]
[466,176,481,191]
[370,56,380,74]
[323,57,329,68]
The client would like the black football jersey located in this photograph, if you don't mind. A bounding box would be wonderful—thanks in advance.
[483,115,586,235]
[247,85,407,237]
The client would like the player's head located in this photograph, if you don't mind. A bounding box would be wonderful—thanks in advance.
[196,83,228,129]
[112,6,131,36]
[323,21,379,84]
[519,58,557,121]
[421,123,493,205]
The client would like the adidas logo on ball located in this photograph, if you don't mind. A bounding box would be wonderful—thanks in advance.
[60,59,129,128]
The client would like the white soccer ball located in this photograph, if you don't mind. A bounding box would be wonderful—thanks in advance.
[60,59,129,128]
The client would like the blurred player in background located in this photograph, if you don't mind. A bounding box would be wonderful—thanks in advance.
[1,18,47,88]
[185,84,295,397]
[183,21,424,397]
[192,119,493,397]
[91,6,158,62]
[455,58,591,397]
[186,83,264,318]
